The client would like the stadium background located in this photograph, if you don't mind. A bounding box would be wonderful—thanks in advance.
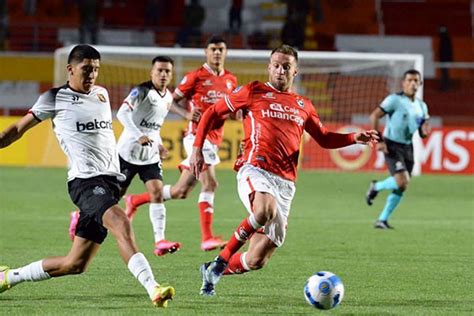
[0,1,473,314]
[0,0,473,175]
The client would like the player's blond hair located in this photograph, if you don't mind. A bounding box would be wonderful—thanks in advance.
[271,45,298,62]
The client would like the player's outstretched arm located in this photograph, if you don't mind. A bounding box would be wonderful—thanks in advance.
[305,113,379,149]
[0,113,40,148]
[353,130,380,147]
[169,102,200,122]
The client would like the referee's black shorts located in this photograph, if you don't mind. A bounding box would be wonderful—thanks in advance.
[384,138,414,176]
[118,155,163,189]
[68,175,121,244]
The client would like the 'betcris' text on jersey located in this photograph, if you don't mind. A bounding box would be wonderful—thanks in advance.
[29,84,124,181]
[117,81,173,165]
[224,81,315,181]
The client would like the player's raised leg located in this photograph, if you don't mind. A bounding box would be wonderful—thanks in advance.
[1,237,99,294]
[200,191,276,296]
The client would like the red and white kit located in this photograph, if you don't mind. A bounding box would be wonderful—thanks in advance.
[175,63,237,168]
[195,81,356,245]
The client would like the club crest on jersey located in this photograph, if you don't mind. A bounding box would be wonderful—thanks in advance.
[226,80,233,90]
[93,186,106,195]
[296,98,304,108]
[232,86,242,94]
[97,94,107,103]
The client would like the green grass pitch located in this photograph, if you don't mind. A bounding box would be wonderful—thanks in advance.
[0,167,472,315]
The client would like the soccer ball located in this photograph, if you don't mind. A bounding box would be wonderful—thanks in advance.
[304,271,344,310]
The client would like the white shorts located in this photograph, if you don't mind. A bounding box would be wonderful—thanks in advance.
[180,134,221,169]
[236,164,296,247]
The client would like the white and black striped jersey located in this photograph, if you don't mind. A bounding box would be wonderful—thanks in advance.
[29,84,124,182]
[116,81,172,165]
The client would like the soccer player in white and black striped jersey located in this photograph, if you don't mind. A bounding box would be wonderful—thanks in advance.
[0,45,175,307]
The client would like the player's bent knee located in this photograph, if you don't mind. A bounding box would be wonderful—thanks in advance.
[398,181,409,191]
[203,180,218,192]
[148,190,163,203]
[173,187,191,199]
[246,256,268,270]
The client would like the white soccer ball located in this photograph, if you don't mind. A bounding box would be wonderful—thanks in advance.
[304,271,344,310]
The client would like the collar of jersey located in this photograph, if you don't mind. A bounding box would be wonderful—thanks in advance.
[150,82,168,98]
[203,63,224,76]
[265,82,292,94]
[67,82,92,95]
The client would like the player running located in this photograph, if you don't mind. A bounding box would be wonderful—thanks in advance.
[190,44,379,296]
[365,69,431,229]
[69,55,192,256]
[0,45,175,307]
[124,35,238,251]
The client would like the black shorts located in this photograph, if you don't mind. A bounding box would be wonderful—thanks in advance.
[119,156,163,188]
[384,138,414,176]
[68,175,121,244]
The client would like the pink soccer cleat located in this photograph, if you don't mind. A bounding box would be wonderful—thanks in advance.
[200,236,227,251]
[124,195,138,221]
[154,240,181,256]
[69,210,80,241]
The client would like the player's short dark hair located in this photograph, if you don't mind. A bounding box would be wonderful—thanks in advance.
[206,35,227,47]
[271,44,298,62]
[67,45,101,64]
[403,69,421,80]
[152,55,174,66]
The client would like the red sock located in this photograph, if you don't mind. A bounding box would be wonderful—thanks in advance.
[198,201,214,241]
[132,192,150,207]
[219,215,261,262]
[224,252,250,275]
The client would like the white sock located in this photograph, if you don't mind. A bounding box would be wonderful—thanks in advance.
[162,185,172,201]
[149,203,166,243]
[241,252,251,271]
[198,192,214,209]
[127,252,158,298]
[8,260,51,286]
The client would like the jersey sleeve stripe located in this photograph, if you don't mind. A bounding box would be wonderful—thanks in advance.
[28,110,42,122]
[174,88,184,97]
[378,106,388,113]
[123,100,134,110]
[224,95,235,112]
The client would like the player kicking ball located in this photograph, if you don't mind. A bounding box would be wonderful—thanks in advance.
[69,55,192,256]
[189,45,379,296]
[0,45,174,307]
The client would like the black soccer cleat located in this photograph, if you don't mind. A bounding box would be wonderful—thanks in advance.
[374,220,394,229]
[366,180,378,206]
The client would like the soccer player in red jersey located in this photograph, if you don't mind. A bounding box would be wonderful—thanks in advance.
[190,45,379,296]
[125,35,238,251]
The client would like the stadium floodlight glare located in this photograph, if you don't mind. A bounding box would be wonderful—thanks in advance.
[54,45,423,174]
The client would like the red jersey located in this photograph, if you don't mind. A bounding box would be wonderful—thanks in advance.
[194,81,356,181]
[174,63,237,145]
